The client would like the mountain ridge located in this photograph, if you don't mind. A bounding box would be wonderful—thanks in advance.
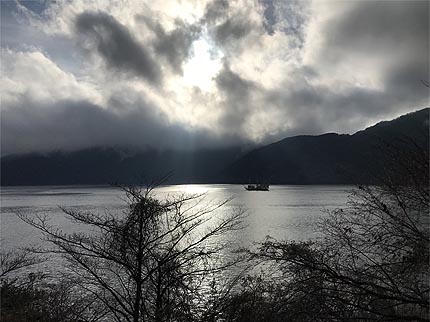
[2,108,428,186]
[222,108,429,184]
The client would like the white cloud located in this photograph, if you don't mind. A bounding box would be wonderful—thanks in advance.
[1,49,101,105]
[0,0,428,154]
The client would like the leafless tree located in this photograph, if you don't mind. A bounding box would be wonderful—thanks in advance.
[253,140,429,322]
[18,183,245,322]
[0,247,41,280]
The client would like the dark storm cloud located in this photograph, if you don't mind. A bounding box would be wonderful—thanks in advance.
[136,0,254,75]
[265,79,427,143]
[1,0,428,156]
[202,0,256,46]
[322,0,429,87]
[139,17,201,75]
[306,0,429,121]
[224,0,430,144]
[75,11,162,84]
[153,22,201,75]
[259,0,276,35]
[0,93,237,155]
[213,16,253,46]
[259,0,310,46]
[324,1,428,56]
[386,63,429,93]
[215,62,257,131]
[202,0,229,25]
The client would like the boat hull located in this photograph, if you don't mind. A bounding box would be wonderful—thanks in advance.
[244,184,269,191]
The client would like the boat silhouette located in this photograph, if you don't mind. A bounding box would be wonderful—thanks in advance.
[244,183,269,191]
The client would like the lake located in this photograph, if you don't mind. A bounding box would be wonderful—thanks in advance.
[1,184,353,253]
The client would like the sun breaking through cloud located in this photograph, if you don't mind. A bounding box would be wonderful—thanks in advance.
[1,0,428,155]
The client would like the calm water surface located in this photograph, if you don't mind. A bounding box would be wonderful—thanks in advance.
[1,184,352,253]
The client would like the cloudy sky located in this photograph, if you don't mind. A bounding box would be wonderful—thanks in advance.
[1,0,428,155]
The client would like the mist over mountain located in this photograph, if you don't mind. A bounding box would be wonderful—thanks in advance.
[0,147,244,186]
[1,108,428,186]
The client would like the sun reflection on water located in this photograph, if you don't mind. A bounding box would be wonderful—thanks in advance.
[176,184,210,194]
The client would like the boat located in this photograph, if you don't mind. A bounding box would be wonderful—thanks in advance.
[244,183,269,191]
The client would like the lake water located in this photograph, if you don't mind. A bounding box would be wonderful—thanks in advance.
[1,184,353,253]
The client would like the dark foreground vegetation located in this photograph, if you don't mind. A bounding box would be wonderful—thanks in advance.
[1,141,429,321]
